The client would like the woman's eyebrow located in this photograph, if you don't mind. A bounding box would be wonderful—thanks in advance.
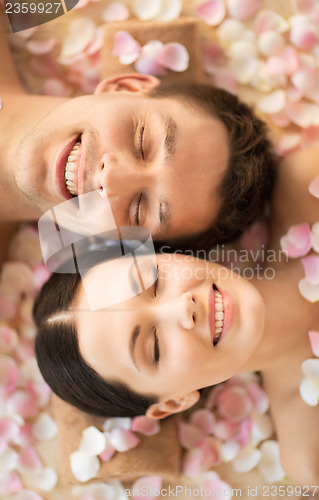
[162,114,177,162]
[130,325,141,372]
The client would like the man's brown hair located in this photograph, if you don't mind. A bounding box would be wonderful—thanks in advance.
[150,83,277,250]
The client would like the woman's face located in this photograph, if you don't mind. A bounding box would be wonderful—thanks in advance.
[74,254,265,403]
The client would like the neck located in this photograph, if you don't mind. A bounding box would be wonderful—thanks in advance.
[0,89,67,221]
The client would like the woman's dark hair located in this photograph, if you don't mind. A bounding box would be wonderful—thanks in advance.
[149,82,277,250]
[34,247,158,418]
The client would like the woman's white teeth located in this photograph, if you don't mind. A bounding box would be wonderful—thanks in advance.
[65,141,81,195]
[214,289,224,345]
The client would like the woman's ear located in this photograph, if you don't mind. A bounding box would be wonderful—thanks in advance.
[94,74,161,95]
[145,391,200,420]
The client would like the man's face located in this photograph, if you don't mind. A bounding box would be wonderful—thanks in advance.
[14,88,229,240]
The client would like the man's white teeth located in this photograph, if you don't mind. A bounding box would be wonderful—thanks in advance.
[65,141,81,195]
[214,289,224,345]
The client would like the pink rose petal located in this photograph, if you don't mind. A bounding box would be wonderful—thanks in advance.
[302,126,319,149]
[233,446,261,472]
[258,440,286,482]
[86,27,104,56]
[213,69,237,94]
[292,0,315,12]
[7,389,39,419]
[309,331,319,357]
[214,419,239,440]
[13,424,34,448]
[109,428,140,452]
[200,436,221,466]
[290,22,318,49]
[0,472,23,494]
[189,408,216,435]
[0,294,17,320]
[0,326,18,353]
[99,436,115,461]
[301,256,319,284]
[299,376,319,406]
[227,0,261,21]
[0,419,20,444]
[276,132,301,156]
[103,2,130,22]
[112,30,141,62]
[0,355,19,396]
[60,18,96,59]
[280,223,312,257]
[247,383,269,414]
[132,476,162,500]
[299,278,319,302]
[217,386,253,421]
[178,421,204,450]
[196,0,226,26]
[203,43,226,74]
[258,90,286,114]
[270,111,291,127]
[154,0,182,22]
[286,99,319,128]
[132,0,162,20]
[311,222,319,253]
[156,43,189,72]
[135,41,167,76]
[182,448,204,478]
[17,446,43,475]
[26,37,56,55]
[309,176,319,200]
[281,46,300,75]
[254,9,289,34]
[236,418,252,447]
[131,415,160,435]
[70,450,100,482]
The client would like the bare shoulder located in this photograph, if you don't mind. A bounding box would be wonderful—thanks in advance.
[263,370,319,488]
[269,148,319,245]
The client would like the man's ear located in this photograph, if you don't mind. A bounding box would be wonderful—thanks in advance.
[145,391,200,420]
[94,73,160,94]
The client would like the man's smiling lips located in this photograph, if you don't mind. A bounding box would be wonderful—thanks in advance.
[56,138,79,200]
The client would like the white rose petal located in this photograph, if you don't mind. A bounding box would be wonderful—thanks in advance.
[70,450,101,482]
[233,446,261,472]
[79,426,107,456]
[258,440,286,482]
[32,413,58,441]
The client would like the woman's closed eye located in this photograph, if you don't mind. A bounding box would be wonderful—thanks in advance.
[153,265,159,297]
[138,123,145,160]
[153,327,160,365]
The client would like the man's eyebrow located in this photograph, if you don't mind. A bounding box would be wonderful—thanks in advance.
[163,114,177,162]
[130,325,140,372]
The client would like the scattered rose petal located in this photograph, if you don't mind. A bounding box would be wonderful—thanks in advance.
[309,176,319,200]
[286,99,319,128]
[26,468,58,492]
[0,326,18,353]
[270,111,291,127]
[7,390,38,419]
[302,126,319,149]
[0,418,20,444]
[251,414,274,445]
[214,419,239,440]
[0,446,19,474]
[183,448,204,478]
[32,413,57,441]
[70,450,101,482]
[217,18,246,45]
[298,278,319,302]
[280,223,312,258]
[258,440,286,482]
[203,42,226,74]
[132,0,162,20]
[154,0,182,22]
[132,476,162,500]
[257,31,285,56]
[292,0,316,12]
[302,358,319,377]
[312,222,319,253]
[156,43,189,72]
[189,409,216,435]
[217,386,253,421]
[247,383,269,414]
[230,57,260,85]
[26,38,56,55]
[301,256,319,285]
[102,417,132,432]
[233,446,261,472]
[99,436,115,462]
[290,22,318,49]
[309,330,319,357]
[86,27,104,56]
[17,446,43,475]
[131,415,160,436]
[135,41,167,76]
[196,0,226,26]
[79,426,107,456]
[236,418,252,447]
[60,18,96,59]
[213,68,237,94]
[276,132,301,156]
[0,472,23,494]
[103,2,130,22]
[200,436,221,466]
[229,39,257,60]
[108,428,140,452]
[258,90,286,114]
[220,439,241,462]
[0,355,19,396]
[254,9,290,34]
[227,0,261,21]
[299,376,319,406]
[112,31,141,65]
[178,422,204,450]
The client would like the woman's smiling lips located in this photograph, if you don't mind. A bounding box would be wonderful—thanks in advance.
[208,284,234,346]
[56,138,79,200]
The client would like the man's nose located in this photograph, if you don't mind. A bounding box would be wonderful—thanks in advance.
[98,152,146,197]
[157,292,197,331]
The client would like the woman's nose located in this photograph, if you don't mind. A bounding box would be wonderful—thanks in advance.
[158,292,197,331]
